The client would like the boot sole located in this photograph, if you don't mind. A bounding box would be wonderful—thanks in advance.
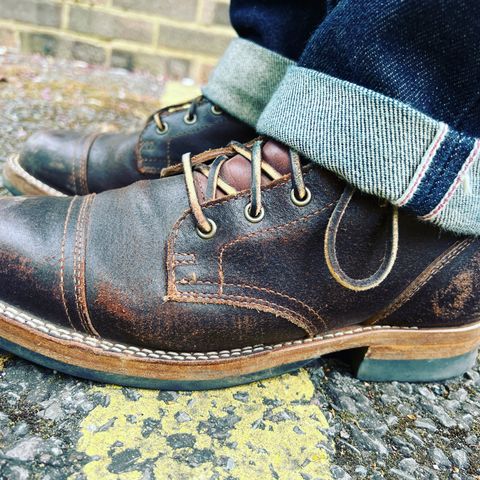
[3,155,66,197]
[0,300,478,390]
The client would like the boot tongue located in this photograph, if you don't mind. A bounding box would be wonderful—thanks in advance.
[194,140,292,201]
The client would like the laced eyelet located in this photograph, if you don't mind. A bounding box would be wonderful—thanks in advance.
[290,187,312,207]
[244,203,265,223]
[184,113,197,125]
[156,122,169,135]
[196,218,217,239]
[211,105,223,115]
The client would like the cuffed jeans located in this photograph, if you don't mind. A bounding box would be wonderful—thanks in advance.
[205,0,480,236]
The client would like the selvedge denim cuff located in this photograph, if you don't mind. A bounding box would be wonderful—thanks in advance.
[257,66,480,236]
[203,39,295,128]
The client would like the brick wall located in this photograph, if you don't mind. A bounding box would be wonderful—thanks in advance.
[0,0,235,83]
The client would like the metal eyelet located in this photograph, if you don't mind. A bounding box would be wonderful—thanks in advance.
[196,218,217,239]
[244,203,265,223]
[211,105,223,115]
[156,122,169,135]
[290,187,312,207]
[183,113,197,125]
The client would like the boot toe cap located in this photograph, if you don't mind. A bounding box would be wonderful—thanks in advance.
[0,195,75,328]
[18,131,90,195]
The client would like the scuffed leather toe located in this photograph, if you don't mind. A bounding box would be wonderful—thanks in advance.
[0,195,77,326]
[18,130,98,195]
[12,97,255,197]
[0,179,186,342]
[0,172,306,353]
[18,130,153,196]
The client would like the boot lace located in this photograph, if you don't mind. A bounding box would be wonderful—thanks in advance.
[152,96,222,134]
[182,139,398,291]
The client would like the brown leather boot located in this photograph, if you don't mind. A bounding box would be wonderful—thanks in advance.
[2,96,254,196]
[0,139,478,389]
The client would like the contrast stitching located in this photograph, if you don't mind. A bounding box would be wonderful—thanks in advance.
[218,203,335,293]
[203,200,334,335]
[167,172,297,296]
[167,170,323,336]
[228,283,327,330]
[175,253,197,259]
[421,139,480,220]
[79,195,98,335]
[174,253,197,265]
[177,279,328,331]
[167,209,192,297]
[174,291,316,337]
[60,197,77,330]
[0,299,424,361]
[73,197,89,333]
[73,195,99,336]
[366,239,474,325]
[7,155,66,197]
[174,259,197,266]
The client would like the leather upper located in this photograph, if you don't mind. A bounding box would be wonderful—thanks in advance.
[136,100,254,174]
[0,154,478,352]
[17,98,254,195]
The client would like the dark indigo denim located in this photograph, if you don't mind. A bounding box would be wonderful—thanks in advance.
[230,0,334,60]
[299,0,480,138]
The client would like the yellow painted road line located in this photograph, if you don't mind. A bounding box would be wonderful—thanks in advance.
[77,370,332,479]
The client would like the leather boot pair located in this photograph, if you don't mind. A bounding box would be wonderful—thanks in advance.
[0,101,479,390]
[3,96,254,196]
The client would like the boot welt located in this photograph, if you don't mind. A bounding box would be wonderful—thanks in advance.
[3,155,66,197]
[0,300,478,390]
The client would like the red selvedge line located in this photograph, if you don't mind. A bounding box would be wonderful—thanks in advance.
[422,138,480,221]
[397,123,449,207]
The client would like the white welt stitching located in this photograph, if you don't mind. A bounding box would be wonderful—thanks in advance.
[0,300,418,362]
[7,155,67,197]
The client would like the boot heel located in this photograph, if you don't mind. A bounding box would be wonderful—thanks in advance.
[353,347,478,383]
